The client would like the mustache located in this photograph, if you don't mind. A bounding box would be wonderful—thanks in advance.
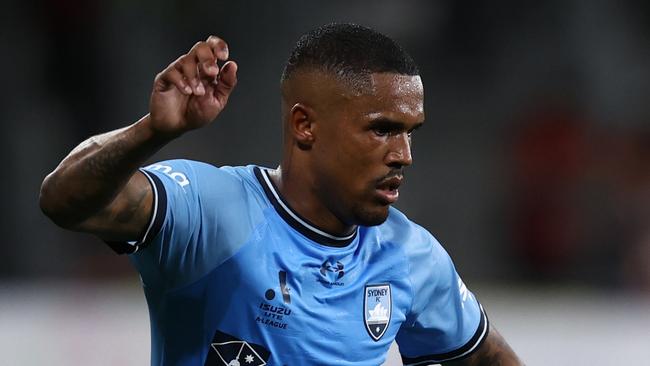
[377,169,405,183]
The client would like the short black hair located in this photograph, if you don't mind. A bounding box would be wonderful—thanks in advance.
[281,23,419,83]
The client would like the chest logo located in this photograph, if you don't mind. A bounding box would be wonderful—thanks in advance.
[364,283,391,341]
[318,259,345,286]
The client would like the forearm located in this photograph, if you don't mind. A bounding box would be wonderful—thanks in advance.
[41,35,234,235]
[40,114,170,228]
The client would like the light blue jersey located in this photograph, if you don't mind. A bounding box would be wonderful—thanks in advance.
[109,160,488,366]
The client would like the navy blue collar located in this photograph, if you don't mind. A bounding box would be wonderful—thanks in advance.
[254,167,357,247]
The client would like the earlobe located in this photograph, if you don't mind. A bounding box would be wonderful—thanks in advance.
[289,103,316,149]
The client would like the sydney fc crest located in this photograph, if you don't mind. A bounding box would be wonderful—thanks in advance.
[364,284,391,341]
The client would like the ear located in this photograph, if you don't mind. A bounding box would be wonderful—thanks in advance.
[289,103,316,149]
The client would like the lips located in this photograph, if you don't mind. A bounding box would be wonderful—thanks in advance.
[375,175,403,204]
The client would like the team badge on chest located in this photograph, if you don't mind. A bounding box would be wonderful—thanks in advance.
[363,284,391,341]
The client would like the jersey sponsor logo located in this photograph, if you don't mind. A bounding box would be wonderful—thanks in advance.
[205,330,270,366]
[364,283,392,341]
[258,303,292,316]
[318,259,345,286]
[278,270,291,304]
[257,271,292,330]
[145,163,190,187]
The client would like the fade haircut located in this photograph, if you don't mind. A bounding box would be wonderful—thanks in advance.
[281,23,419,89]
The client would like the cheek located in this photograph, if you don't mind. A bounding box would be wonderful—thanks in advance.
[315,128,385,190]
[342,132,384,161]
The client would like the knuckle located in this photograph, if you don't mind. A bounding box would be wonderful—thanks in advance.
[177,55,193,68]
[166,69,181,80]
[196,44,212,57]
[157,68,177,82]
[175,56,187,66]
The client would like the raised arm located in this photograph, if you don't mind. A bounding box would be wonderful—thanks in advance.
[39,36,238,242]
[443,326,523,366]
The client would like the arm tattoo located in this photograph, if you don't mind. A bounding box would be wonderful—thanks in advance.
[115,183,150,224]
[49,125,158,227]
[41,118,164,237]
[82,137,130,177]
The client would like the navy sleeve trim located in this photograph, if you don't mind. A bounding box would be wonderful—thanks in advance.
[401,303,490,365]
[105,169,167,255]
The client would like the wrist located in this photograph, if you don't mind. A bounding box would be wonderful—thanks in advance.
[137,114,183,144]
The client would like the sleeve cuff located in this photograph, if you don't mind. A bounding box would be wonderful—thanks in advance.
[401,303,490,365]
[105,169,167,255]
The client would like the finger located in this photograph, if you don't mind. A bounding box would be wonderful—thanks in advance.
[205,35,229,61]
[218,61,237,87]
[194,43,219,79]
[214,60,238,102]
[174,52,204,95]
[157,67,192,95]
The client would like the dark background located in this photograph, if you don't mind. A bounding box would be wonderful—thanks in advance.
[2,1,649,364]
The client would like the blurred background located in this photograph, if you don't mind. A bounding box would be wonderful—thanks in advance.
[2,0,649,365]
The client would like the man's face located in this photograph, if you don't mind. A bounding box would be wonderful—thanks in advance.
[310,72,425,227]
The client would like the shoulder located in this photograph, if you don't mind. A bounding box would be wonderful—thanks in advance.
[375,207,452,279]
[379,207,443,253]
[141,159,262,197]
[143,159,251,184]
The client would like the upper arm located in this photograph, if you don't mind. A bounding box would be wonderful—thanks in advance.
[74,170,154,242]
[124,161,257,289]
[442,326,523,366]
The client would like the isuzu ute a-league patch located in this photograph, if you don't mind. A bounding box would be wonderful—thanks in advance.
[364,284,391,341]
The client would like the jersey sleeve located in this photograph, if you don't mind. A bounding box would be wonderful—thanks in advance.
[112,159,254,290]
[396,230,489,365]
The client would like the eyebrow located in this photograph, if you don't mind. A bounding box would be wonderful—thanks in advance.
[367,118,424,132]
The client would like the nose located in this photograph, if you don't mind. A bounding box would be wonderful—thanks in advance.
[385,132,413,167]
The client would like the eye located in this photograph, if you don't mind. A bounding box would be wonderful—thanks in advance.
[372,127,391,137]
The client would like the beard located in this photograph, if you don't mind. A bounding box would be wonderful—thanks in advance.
[350,201,391,227]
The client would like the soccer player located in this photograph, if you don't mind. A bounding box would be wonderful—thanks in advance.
[40,24,522,365]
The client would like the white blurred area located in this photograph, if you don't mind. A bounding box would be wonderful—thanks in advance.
[1,281,648,366]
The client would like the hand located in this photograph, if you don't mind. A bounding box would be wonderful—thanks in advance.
[148,35,238,137]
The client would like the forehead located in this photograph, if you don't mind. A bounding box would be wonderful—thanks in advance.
[348,73,424,119]
[368,73,423,97]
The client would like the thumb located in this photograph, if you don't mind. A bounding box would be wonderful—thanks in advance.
[214,61,238,102]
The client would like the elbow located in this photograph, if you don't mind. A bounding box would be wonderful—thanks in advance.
[39,174,60,223]
[39,173,75,229]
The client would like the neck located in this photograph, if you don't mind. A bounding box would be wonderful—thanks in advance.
[268,164,357,240]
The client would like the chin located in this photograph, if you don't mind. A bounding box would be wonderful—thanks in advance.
[353,205,390,227]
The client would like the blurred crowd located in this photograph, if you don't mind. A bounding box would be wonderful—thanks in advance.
[510,98,650,291]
